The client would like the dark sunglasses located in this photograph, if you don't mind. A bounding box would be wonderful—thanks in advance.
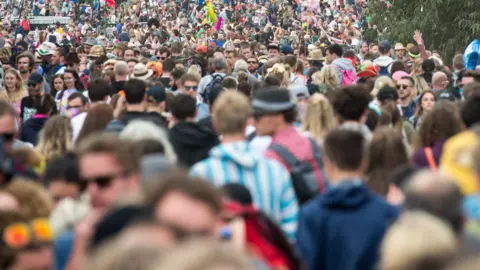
[27,82,38,87]
[157,56,167,60]
[1,132,15,142]
[397,84,410,90]
[82,171,128,188]
[184,86,198,91]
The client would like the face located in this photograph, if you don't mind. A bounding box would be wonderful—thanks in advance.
[80,153,134,211]
[395,49,405,59]
[28,81,43,96]
[360,42,369,54]
[247,58,258,73]
[0,114,16,152]
[124,50,135,61]
[127,61,136,75]
[63,72,75,88]
[66,97,86,116]
[51,52,61,65]
[242,48,252,59]
[325,50,335,64]
[11,247,53,270]
[370,45,379,54]
[421,92,435,112]
[17,56,30,73]
[225,52,237,66]
[254,114,280,136]
[84,45,92,54]
[4,73,18,89]
[268,48,279,58]
[53,77,64,91]
[155,191,219,237]
[48,181,81,206]
[396,78,413,99]
[182,80,198,98]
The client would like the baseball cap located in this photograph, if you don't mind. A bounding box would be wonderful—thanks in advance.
[379,40,391,52]
[28,73,44,84]
[147,85,166,103]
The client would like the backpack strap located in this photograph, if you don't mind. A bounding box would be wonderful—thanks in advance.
[269,144,300,167]
[424,147,437,170]
[309,138,323,166]
[246,131,256,142]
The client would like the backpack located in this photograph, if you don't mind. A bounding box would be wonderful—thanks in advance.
[269,138,326,205]
[378,63,391,76]
[202,74,225,101]
[333,65,357,87]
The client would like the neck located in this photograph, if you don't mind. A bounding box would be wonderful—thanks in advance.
[273,121,291,134]
[126,103,145,112]
[398,97,411,106]
[115,75,127,81]
[328,170,363,184]
[147,107,162,114]
[20,72,30,81]
[221,133,245,144]
[162,72,170,77]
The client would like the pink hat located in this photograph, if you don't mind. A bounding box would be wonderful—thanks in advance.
[392,71,409,81]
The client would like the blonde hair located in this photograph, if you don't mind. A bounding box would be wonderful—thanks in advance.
[148,239,250,270]
[36,115,72,161]
[380,211,457,270]
[5,178,53,218]
[371,76,396,97]
[187,65,202,78]
[1,69,27,104]
[411,58,423,76]
[267,63,291,88]
[302,93,335,141]
[212,91,251,135]
[314,66,338,87]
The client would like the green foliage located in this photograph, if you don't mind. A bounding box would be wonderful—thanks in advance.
[365,0,480,64]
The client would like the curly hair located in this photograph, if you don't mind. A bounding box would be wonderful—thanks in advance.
[4,178,53,218]
[36,115,72,161]
[417,101,463,148]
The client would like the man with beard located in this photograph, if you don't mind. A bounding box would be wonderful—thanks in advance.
[16,52,34,85]
[169,67,186,93]
[247,56,259,78]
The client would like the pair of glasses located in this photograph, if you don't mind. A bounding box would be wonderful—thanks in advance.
[1,132,15,142]
[397,84,410,90]
[27,82,38,87]
[82,171,129,188]
[185,86,198,91]
[157,56,167,60]
[2,218,54,250]
[66,105,83,110]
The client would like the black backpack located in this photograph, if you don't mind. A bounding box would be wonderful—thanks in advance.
[202,74,224,101]
[269,138,326,205]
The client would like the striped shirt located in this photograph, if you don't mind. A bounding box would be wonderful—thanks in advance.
[190,141,299,241]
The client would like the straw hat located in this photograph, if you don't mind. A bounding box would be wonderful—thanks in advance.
[307,50,324,61]
[394,43,406,51]
[88,45,105,58]
[130,63,153,80]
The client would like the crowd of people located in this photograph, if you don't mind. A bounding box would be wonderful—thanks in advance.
[1,0,480,269]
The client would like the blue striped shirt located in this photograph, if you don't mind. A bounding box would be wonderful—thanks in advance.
[190,141,299,241]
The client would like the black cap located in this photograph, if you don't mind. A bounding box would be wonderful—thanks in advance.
[147,85,166,103]
[28,73,44,84]
[377,86,399,103]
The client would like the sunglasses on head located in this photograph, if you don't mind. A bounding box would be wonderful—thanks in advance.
[82,171,129,188]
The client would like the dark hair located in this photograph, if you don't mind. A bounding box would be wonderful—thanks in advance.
[133,139,165,160]
[67,92,88,105]
[33,93,55,115]
[58,69,84,100]
[284,55,297,68]
[162,58,174,72]
[328,85,371,122]
[388,165,418,191]
[461,95,480,128]
[462,81,480,100]
[16,52,35,70]
[221,183,253,205]
[44,152,82,189]
[324,129,366,171]
[399,75,415,86]
[76,104,113,145]
[50,74,66,98]
[222,77,237,89]
[390,61,407,76]
[263,76,281,87]
[327,44,343,57]
[237,81,252,98]
[171,67,187,81]
[169,94,196,120]
[87,78,111,102]
[124,79,146,104]
[418,101,463,147]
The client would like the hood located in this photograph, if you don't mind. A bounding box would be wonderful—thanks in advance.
[209,142,259,169]
[321,181,370,209]
[373,56,394,67]
[24,117,48,132]
[169,122,219,148]
[332,58,355,71]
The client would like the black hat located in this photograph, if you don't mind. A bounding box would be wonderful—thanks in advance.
[438,91,455,101]
[267,43,279,51]
[252,88,295,115]
[147,85,166,103]
[28,73,44,84]
[377,85,399,103]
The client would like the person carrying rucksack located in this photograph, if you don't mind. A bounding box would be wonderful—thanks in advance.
[253,88,327,205]
[198,55,228,101]
[374,40,394,76]
[326,44,357,87]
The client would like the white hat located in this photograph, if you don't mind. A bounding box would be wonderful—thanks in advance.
[130,63,153,80]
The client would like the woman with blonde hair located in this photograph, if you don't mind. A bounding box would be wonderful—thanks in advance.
[302,93,335,144]
[36,115,72,161]
[0,69,27,114]
[312,66,338,94]
[266,63,291,88]
[410,58,431,95]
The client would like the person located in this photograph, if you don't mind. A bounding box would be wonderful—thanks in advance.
[0,69,27,115]
[373,41,394,76]
[253,88,326,203]
[76,104,114,145]
[409,90,436,129]
[35,115,72,161]
[297,128,399,270]
[19,94,56,145]
[56,68,83,116]
[168,94,219,168]
[198,56,228,96]
[396,76,416,119]
[50,74,65,99]
[431,71,455,99]
[311,67,338,94]
[190,91,299,240]
[168,67,186,93]
[112,60,128,95]
[0,101,31,151]
[159,58,173,87]
[44,153,83,207]
[325,44,356,87]
[301,93,336,145]
[179,72,209,120]
[247,56,259,78]
[267,43,280,58]
[16,52,34,84]
[393,43,406,61]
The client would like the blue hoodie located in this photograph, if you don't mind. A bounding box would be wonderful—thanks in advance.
[297,180,399,270]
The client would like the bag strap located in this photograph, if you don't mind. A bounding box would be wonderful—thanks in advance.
[424,147,437,170]
[309,138,323,166]
[269,144,301,167]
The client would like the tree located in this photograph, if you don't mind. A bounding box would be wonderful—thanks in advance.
[364,0,480,64]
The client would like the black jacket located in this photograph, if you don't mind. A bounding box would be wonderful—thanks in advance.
[169,121,219,168]
[19,116,49,145]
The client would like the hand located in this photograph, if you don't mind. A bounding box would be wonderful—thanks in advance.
[414,30,423,45]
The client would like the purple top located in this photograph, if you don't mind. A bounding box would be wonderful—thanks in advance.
[412,139,446,169]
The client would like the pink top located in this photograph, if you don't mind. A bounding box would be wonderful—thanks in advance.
[265,126,326,192]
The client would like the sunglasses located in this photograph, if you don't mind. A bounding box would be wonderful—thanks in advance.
[157,56,167,60]
[397,84,410,90]
[2,219,54,250]
[184,86,198,91]
[82,171,129,188]
[1,132,15,142]
[27,82,38,87]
